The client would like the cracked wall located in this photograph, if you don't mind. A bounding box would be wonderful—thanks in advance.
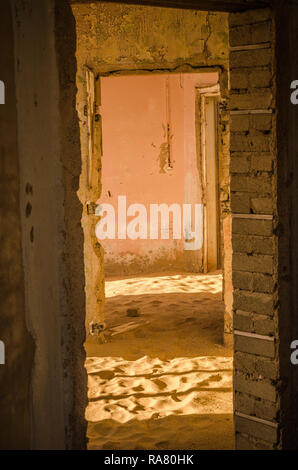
[72,1,230,335]
[99,72,220,276]
[73,3,229,72]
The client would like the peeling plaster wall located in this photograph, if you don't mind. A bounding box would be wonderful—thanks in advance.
[99,72,219,276]
[73,3,229,72]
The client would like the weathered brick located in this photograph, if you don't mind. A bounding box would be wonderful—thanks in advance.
[232,218,273,236]
[235,334,275,358]
[232,68,273,91]
[251,21,272,44]
[233,253,273,274]
[235,416,277,443]
[230,92,272,110]
[230,21,271,47]
[232,234,274,254]
[233,271,253,290]
[234,351,278,380]
[252,273,275,293]
[230,133,271,152]
[250,68,272,88]
[251,153,273,171]
[230,154,250,172]
[230,48,272,69]
[253,314,275,336]
[251,197,272,214]
[230,69,249,89]
[234,310,275,336]
[234,374,276,402]
[233,290,274,315]
[234,309,252,330]
[236,433,276,450]
[231,193,250,213]
[251,114,272,131]
[231,114,249,132]
[235,392,278,421]
[230,174,271,193]
[236,433,254,450]
[229,8,272,27]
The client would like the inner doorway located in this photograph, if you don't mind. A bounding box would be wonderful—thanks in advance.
[84,70,233,450]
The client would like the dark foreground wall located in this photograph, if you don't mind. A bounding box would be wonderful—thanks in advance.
[0,0,87,449]
[0,0,34,449]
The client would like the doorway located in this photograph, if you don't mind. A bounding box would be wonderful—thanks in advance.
[83,70,233,449]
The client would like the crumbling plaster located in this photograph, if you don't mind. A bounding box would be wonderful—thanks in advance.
[72,2,231,335]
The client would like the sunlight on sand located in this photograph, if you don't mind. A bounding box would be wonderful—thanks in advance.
[85,272,233,450]
[86,355,232,423]
[105,272,223,297]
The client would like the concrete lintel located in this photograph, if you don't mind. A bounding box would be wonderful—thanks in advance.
[235,329,275,342]
[235,411,278,428]
[230,42,271,51]
[230,109,273,115]
[232,213,273,220]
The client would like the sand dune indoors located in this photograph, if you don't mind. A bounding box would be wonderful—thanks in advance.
[85,272,233,450]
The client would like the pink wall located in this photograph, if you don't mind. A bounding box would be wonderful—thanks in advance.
[98,72,218,275]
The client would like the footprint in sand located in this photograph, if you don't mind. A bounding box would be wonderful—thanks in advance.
[133,385,145,392]
[152,379,167,390]
[171,393,182,402]
[209,374,222,382]
[99,370,115,380]
[180,317,196,324]
[156,441,169,449]
[150,300,163,306]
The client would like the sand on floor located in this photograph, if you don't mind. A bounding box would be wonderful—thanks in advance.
[85,271,234,450]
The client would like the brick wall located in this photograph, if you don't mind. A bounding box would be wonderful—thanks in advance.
[229,8,280,449]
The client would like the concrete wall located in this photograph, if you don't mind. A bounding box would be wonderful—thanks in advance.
[99,72,219,276]
[72,2,229,72]
[0,0,34,449]
[0,0,88,450]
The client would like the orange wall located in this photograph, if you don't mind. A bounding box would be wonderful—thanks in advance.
[98,72,218,275]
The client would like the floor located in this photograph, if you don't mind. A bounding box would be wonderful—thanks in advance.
[85,271,234,450]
